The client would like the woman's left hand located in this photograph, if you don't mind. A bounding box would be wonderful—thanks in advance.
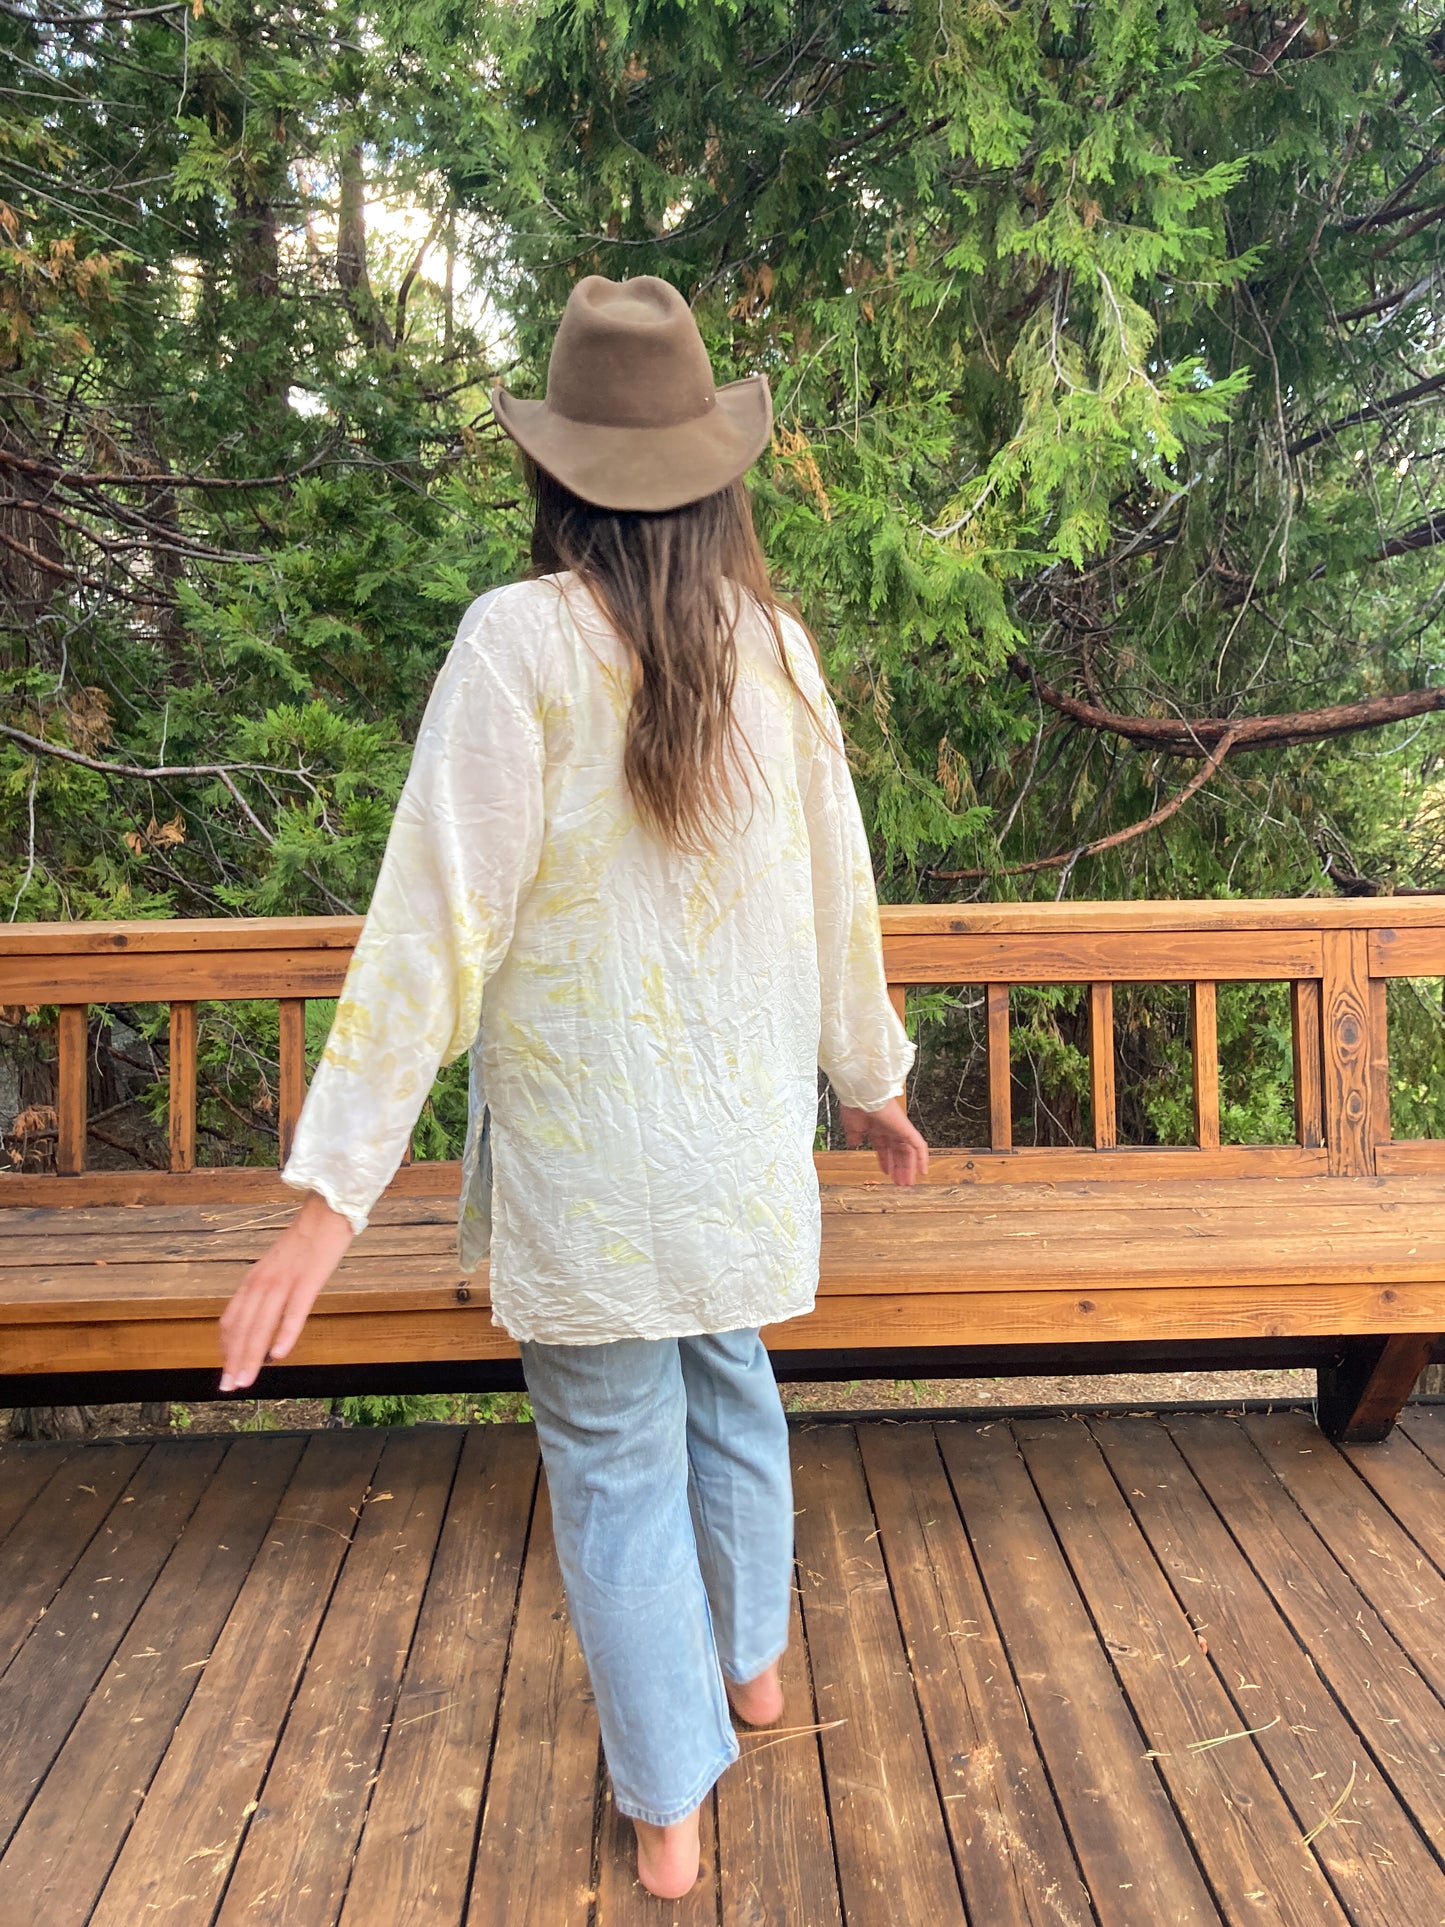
[218,1191,356,1391]
[838,1097,930,1186]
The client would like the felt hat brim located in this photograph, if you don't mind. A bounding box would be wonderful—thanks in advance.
[492,372,772,512]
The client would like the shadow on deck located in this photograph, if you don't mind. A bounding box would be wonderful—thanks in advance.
[3,1406,1445,1926]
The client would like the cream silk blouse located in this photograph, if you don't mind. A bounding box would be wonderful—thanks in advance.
[282,573,915,1344]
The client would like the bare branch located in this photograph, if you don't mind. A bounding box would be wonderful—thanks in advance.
[0,723,278,844]
[1287,369,1445,455]
[928,731,1242,881]
[1008,656,1445,752]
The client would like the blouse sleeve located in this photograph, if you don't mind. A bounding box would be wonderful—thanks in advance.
[794,636,916,1112]
[281,588,547,1233]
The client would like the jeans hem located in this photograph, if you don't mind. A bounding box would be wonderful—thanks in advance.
[611,1736,740,1827]
[720,1633,791,1688]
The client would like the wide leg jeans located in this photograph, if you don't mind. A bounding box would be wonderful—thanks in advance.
[517,1327,794,1825]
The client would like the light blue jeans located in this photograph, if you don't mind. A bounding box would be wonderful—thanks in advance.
[517,1328,794,1825]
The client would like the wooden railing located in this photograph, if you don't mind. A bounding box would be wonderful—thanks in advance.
[1,899,1441,1195]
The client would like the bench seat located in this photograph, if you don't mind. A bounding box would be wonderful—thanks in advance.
[4,1172,1442,1438]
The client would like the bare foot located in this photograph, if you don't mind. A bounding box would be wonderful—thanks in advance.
[633,1807,702,1899]
[726,1659,784,1727]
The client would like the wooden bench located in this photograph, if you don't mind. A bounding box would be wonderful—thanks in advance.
[1,901,1441,1440]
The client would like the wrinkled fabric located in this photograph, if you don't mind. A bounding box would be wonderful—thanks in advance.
[282,571,915,1344]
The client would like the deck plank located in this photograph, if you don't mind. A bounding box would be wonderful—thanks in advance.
[466,1481,601,1927]
[714,1586,843,1927]
[5,1413,1445,1924]
[1165,1414,1445,1859]
[1339,1425,1445,1582]
[337,1425,538,1927]
[0,1441,149,1673]
[1094,1415,1445,1927]
[856,1422,1092,1927]
[790,1425,968,1927]
[89,1430,385,1927]
[0,1435,304,1926]
[1015,1416,1348,1926]
[936,1421,1220,1926]
[213,1427,461,1927]
[1398,1403,1445,1475]
[0,1441,77,1547]
[1241,1412,1445,1702]
[0,1438,227,1851]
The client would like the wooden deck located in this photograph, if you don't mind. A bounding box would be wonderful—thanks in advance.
[4,1407,1445,1927]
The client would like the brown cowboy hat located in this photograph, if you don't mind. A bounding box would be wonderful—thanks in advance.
[491,275,772,513]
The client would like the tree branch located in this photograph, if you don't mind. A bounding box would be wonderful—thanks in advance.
[1008,656,1445,752]
[0,723,277,844]
[927,730,1242,881]
[1286,369,1445,455]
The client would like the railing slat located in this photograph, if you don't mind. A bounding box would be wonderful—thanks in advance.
[168,1002,197,1174]
[986,984,1011,1150]
[1088,983,1116,1150]
[56,1005,87,1175]
[1290,980,1325,1149]
[278,998,306,1165]
[1190,982,1220,1150]
[1368,976,1391,1149]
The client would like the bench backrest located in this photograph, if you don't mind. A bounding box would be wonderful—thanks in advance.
[1,900,1441,1201]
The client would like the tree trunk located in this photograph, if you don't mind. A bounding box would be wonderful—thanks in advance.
[9,1405,98,1441]
[1417,1363,1445,1397]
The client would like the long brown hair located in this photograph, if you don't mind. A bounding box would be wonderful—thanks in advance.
[526,460,820,853]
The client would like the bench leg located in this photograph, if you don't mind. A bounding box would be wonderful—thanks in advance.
[1317,1334,1439,1443]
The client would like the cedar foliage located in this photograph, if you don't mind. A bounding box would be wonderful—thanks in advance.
[1,0,1441,1161]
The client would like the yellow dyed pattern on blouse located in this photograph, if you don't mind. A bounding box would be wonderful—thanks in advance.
[282,573,914,1345]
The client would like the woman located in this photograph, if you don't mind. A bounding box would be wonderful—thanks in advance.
[218,274,927,1901]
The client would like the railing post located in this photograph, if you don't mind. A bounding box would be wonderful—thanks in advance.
[1320,930,1374,1176]
[56,1004,87,1175]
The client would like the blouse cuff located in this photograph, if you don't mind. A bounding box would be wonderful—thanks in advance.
[279,1162,372,1238]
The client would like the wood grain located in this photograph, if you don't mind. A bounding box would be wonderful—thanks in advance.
[1095,1416,1445,1926]
[1189,981,1219,1150]
[1320,929,1374,1177]
[0,1436,303,1926]
[338,1426,538,1927]
[714,1584,842,1927]
[88,1430,384,1927]
[1165,1414,1445,1856]
[790,1427,967,1927]
[985,984,1011,1149]
[467,1482,600,1927]
[856,1423,1091,1927]
[1089,982,1116,1150]
[1015,1416,1348,1926]
[167,1001,196,1174]
[213,1427,460,1927]
[1290,979,1325,1150]
[56,1003,87,1176]
[278,996,306,1165]
[936,1422,1218,1925]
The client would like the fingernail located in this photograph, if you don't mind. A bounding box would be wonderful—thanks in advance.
[219,1375,232,1392]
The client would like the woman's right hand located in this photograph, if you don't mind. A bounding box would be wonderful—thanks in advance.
[838,1097,929,1186]
[218,1190,356,1391]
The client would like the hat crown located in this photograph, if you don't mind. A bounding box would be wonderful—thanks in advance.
[545,276,717,431]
